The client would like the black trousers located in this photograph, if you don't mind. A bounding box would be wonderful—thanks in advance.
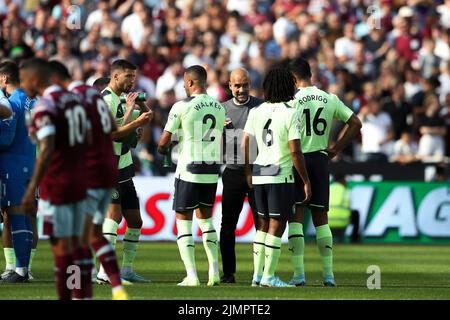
[220,167,258,276]
[331,210,361,243]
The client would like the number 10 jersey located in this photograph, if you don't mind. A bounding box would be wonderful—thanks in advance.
[29,85,88,204]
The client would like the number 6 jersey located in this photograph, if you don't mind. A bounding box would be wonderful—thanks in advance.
[29,85,88,204]
[243,100,301,185]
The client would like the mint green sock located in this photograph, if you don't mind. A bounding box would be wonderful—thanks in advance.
[176,219,197,279]
[316,224,334,278]
[103,218,118,249]
[262,234,282,279]
[288,222,305,276]
[122,227,140,272]
[4,248,15,270]
[197,218,219,278]
[253,230,267,280]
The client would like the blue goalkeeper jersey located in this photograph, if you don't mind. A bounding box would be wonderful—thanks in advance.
[0,88,36,179]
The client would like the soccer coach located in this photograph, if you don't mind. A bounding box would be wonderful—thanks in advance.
[220,68,263,283]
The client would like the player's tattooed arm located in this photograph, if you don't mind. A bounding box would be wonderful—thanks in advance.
[157,130,172,155]
[289,139,311,204]
[22,134,55,214]
[112,110,153,141]
[0,104,12,119]
[136,100,150,113]
[122,92,139,125]
[327,114,362,160]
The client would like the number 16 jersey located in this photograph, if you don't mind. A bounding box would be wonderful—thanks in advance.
[164,93,225,184]
[29,85,88,204]
[294,86,354,154]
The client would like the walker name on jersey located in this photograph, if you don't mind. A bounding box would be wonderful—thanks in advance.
[193,101,223,111]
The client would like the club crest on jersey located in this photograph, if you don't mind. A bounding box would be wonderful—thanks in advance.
[116,104,124,118]
[112,190,120,200]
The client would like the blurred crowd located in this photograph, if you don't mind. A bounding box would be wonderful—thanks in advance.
[1,0,450,176]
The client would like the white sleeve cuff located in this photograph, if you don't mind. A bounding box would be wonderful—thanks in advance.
[36,125,56,140]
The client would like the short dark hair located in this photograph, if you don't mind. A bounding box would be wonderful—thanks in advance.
[0,60,19,85]
[20,58,51,81]
[110,59,137,74]
[289,57,312,81]
[48,60,71,80]
[93,77,110,87]
[262,68,296,103]
[185,65,207,86]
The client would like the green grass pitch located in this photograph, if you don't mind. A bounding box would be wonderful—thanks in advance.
[0,241,449,300]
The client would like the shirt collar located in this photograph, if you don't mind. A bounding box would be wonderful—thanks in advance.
[43,84,63,97]
[68,81,84,91]
[233,96,251,106]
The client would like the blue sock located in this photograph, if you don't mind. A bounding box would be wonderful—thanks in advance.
[9,215,32,273]
[24,215,33,265]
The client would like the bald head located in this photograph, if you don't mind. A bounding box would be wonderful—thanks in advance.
[229,68,251,104]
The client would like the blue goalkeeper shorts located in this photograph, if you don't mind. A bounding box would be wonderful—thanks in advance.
[0,173,28,208]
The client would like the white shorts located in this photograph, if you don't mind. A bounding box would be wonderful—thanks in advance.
[39,199,86,238]
[85,188,113,225]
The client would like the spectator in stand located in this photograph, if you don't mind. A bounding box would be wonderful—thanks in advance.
[155,56,185,100]
[418,38,441,79]
[359,98,395,162]
[417,95,447,162]
[391,131,419,164]
[381,82,412,140]
[49,37,83,80]
[440,93,450,157]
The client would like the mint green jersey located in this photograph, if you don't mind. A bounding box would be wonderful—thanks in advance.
[243,100,301,185]
[164,93,226,184]
[294,86,353,154]
[102,87,140,182]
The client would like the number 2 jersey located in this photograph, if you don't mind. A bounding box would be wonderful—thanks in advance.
[294,86,354,154]
[69,82,118,189]
[164,93,226,184]
[29,85,88,204]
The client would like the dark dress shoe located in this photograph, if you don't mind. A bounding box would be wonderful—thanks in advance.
[220,274,236,283]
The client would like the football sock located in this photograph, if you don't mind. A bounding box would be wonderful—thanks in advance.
[316,224,334,278]
[253,230,267,280]
[176,219,197,279]
[54,254,72,300]
[122,228,140,274]
[262,233,282,279]
[29,249,36,271]
[9,214,32,276]
[288,222,305,276]
[72,246,93,300]
[197,218,219,277]
[24,216,34,272]
[92,237,122,288]
[4,247,15,271]
[102,218,118,249]
[99,219,118,277]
